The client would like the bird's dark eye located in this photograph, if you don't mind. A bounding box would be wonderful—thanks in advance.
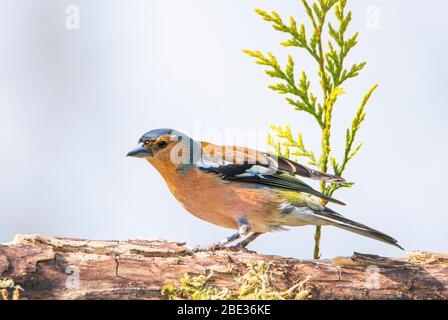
[156,141,168,149]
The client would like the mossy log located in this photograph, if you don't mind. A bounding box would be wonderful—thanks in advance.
[0,234,447,300]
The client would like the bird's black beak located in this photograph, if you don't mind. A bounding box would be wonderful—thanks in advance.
[126,145,153,158]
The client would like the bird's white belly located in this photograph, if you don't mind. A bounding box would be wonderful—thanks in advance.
[281,207,328,226]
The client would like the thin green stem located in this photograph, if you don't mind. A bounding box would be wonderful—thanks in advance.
[314,5,332,260]
[313,225,322,259]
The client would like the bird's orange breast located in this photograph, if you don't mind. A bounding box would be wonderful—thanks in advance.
[146,159,283,232]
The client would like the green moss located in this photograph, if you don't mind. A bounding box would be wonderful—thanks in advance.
[0,278,23,300]
[162,261,311,300]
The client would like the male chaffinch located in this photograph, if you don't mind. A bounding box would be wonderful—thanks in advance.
[127,128,402,250]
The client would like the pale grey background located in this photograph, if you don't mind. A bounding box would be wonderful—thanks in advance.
[0,0,446,258]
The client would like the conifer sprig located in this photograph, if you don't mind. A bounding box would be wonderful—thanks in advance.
[245,0,377,259]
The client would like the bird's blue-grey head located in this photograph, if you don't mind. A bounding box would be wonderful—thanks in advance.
[127,128,200,164]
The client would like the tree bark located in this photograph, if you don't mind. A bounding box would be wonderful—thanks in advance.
[0,234,446,300]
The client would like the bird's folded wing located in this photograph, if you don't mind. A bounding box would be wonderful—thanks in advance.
[199,143,345,183]
[197,142,346,205]
[228,173,345,205]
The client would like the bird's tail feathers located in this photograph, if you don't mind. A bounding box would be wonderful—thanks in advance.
[314,209,403,250]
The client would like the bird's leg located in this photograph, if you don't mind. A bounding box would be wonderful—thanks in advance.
[191,217,251,252]
[231,232,262,249]
[217,216,251,245]
[219,231,242,246]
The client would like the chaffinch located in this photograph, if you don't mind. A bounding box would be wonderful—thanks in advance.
[127,128,402,250]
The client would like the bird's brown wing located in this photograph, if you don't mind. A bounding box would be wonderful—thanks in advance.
[228,173,346,205]
[198,142,345,205]
[200,142,345,182]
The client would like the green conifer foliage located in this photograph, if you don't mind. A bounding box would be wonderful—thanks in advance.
[244,0,377,259]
